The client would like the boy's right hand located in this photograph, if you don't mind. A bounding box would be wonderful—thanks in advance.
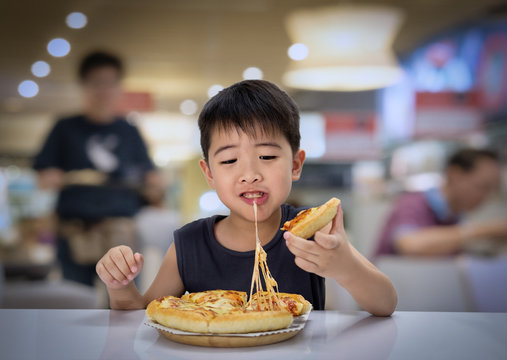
[96,246,144,290]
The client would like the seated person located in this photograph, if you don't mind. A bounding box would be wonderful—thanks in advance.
[96,80,397,316]
[374,148,507,257]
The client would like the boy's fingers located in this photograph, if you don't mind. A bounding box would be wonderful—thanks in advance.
[119,246,137,272]
[134,252,144,272]
[294,256,318,274]
[285,241,320,264]
[329,204,343,235]
[97,262,117,285]
[314,231,338,250]
[108,251,131,278]
[284,232,321,256]
[105,259,128,283]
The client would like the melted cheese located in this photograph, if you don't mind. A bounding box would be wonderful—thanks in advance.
[248,201,283,311]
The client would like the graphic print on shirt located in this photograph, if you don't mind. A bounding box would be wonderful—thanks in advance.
[86,134,119,173]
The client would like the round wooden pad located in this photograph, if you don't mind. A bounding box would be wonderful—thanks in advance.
[157,328,300,347]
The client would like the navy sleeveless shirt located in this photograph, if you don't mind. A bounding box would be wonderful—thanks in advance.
[174,204,325,310]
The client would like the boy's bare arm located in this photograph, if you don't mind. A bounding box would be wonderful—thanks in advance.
[284,205,397,316]
[331,244,398,316]
[97,243,184,310]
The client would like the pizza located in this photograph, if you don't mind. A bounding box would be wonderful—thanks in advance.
[247,291,312,316]
[146,290,294,334]
[281,197,340,239]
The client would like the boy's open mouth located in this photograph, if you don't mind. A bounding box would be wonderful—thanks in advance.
[241,192,265,199]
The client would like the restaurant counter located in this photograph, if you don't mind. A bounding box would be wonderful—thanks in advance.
[1,309,506,360]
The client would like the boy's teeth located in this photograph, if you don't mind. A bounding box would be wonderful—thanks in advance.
[243,192,264,199]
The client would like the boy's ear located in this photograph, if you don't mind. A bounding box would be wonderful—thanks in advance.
[292,149,306,181]
[199,159,216,189]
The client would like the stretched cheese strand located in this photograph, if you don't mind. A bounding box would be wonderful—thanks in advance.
[248,201,283,311]
[248,201,262,306]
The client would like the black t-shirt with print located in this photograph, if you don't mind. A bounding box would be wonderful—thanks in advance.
[33,115,154,219]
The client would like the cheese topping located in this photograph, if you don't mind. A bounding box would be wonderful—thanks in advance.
[248,201,284,311]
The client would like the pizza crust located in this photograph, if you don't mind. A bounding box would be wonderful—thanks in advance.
[208,311,293,334]
[281,197,340,239]
[146,299,213,333]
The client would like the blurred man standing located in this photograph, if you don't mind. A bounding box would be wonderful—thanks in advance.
[33,51,161,286]
[374,148,507,257]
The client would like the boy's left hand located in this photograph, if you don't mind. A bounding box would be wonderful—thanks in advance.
[284,204,350,280]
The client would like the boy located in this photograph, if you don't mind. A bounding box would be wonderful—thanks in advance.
[96,80,397,316]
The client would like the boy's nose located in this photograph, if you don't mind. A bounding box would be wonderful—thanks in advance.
[239,159,263,184]
[240,167,262,183]
[240,173,260,183]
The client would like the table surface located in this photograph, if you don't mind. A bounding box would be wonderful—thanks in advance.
[1,309,506,360]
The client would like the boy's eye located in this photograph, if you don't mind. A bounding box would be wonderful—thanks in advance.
[220,159,237,164]
[260,156,277,160]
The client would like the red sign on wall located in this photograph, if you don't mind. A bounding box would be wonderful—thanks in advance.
[415,91,483,138]
[116,92,154,114]
[323,112,379,160]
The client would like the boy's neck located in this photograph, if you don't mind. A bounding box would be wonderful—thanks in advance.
[214,207,282,252]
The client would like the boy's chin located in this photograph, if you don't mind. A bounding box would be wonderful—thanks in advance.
[242,205,281,223]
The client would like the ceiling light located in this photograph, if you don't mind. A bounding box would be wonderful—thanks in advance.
[207,84,224,98]
[18,80,39,98]
[288,43,308,61]
[31,61,51,78]
[242,67,263,80]
[66,12,87,29]
[283,6,405,91]
[180,99,198,115]
[47,38,71,57]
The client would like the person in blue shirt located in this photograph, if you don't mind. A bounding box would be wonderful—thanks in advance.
[34,51,161,286]
[96,80,397,316]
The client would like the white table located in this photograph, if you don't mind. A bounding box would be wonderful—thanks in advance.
[1,309,506,360]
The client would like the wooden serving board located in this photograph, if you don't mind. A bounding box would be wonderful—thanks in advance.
[157,328,300,347]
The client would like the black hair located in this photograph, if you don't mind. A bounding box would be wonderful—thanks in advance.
[446,148,499,172]
[198,80,300,161]
[79,51,124,81]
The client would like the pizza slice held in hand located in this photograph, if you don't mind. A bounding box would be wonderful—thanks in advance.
[281,197,340,239]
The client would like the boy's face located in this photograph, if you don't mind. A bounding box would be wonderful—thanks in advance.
[200,126,305,223]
